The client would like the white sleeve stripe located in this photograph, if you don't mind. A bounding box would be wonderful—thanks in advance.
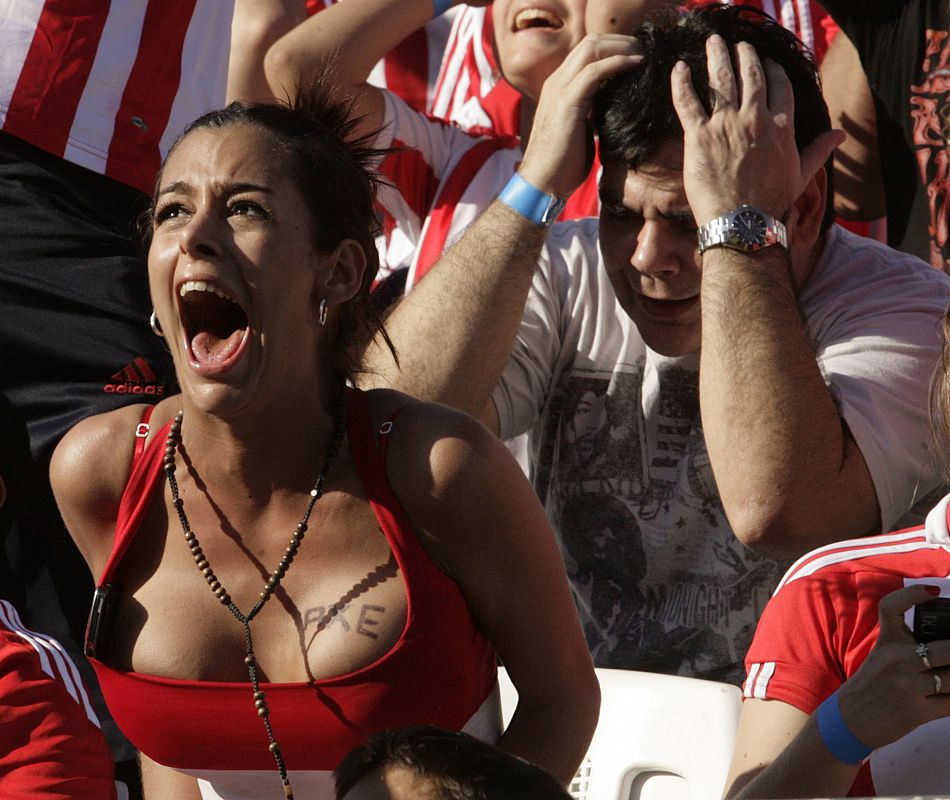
[753,661,776,699]
[743,662,761,698]
[775,529,937,594]
[777,538,942,594]
[0,600,101,727]
[777,495,950,593]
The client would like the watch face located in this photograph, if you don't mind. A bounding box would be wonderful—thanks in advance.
[731,209,768,247]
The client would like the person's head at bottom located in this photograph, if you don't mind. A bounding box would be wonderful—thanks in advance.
[335,726,573,800]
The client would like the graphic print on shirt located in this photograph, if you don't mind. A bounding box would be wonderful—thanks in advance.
[536,365,784,684]
[910,28,950,270]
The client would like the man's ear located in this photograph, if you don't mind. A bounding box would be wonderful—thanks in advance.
[316,239,368,308]
[788,162,829,249]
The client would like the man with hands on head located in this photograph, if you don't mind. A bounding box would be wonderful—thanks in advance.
[362,4,950,681]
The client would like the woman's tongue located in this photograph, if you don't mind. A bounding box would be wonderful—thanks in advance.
[185,296,247,367]
[191,328,244,365]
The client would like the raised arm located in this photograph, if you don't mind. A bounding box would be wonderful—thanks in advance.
[386,396,599,783]
[726,585,950,798]
[228,0,306,103]
[671,37,878,559]
[265,0,476,133]
[358,34,642,432]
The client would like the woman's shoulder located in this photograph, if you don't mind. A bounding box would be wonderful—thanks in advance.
[50,399,181,570]
[358,388,497,463]
[357,387,523,529]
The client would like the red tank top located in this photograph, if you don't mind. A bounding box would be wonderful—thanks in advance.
[88,389,499,781]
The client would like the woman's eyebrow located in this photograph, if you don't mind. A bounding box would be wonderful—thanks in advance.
[156,181,274,198]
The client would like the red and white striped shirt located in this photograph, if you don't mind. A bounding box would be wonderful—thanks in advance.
[308,0,460,115]
[0,0,235,194]
[431,7,521,138]
[375,91,600,286]
[743,495,950,796]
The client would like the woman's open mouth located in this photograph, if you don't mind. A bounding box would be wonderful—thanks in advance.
[177,280,250,374]
[513,8,564,31]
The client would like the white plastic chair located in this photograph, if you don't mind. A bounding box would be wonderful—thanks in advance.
[498,667,742,800]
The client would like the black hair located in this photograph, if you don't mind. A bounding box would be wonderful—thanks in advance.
[141,79,397,381]
[334,726,572,800]
[592,2,835,230]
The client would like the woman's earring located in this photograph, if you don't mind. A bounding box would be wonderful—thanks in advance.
[150,310,164,338]
[318,298,328,327]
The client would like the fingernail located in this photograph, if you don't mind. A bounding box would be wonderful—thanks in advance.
[675,60,688,73]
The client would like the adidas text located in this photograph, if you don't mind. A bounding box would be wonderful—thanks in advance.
[104,383,166,396]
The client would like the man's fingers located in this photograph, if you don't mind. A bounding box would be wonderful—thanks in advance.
[736,41,767,112]
[878,585,942,635]
[706,33,738,110]
[671,61,708,129]
[763,58,793,116]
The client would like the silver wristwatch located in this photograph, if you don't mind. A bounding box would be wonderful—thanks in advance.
[697,205,788,255]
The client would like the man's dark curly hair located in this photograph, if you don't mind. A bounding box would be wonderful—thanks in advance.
[592,2,834,230]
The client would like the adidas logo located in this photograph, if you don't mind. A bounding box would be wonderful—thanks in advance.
[103,357,166,396]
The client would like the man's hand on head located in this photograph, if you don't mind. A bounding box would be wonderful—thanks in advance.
[519,33,642,201]
[670,35,844,228]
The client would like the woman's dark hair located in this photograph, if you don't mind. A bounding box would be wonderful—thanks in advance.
[141,80,396,380]
[334,725,572,800]
[592,2,835,231]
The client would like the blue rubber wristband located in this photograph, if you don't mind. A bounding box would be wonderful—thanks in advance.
[432,0,453,16]
[815,690,873,765]
[497,172,566,227]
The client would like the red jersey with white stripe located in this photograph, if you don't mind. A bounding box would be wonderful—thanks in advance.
[743,495,950,796]
[0,0,234,194]
[0,600,116,799]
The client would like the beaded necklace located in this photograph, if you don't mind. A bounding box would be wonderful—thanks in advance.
[163,400,345,800]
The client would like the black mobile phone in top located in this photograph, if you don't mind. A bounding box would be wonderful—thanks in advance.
[913,597,950,642]
[84,583,119,658]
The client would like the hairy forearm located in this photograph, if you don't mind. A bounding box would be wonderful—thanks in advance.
[699,249,877,557]
[265,0,436,99]
[360,201,548,423]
